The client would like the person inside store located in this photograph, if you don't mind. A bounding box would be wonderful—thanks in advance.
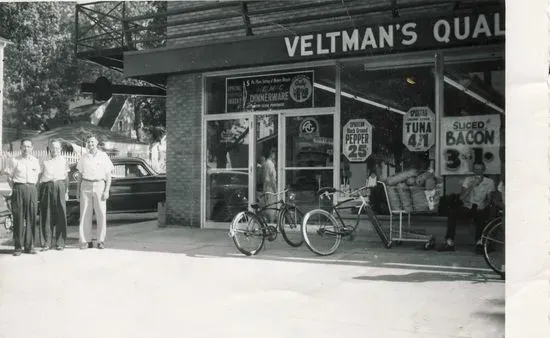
[262,148,277,223]
[438,162,495,253]
[38,139,70,251]
[76,134,114,250]
[3,139,41,256]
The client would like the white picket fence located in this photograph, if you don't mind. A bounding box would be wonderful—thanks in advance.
[0,150,153,170]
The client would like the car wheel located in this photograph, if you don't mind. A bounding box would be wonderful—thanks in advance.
[66,207,80,226]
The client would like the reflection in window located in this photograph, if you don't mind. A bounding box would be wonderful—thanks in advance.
[206,119,250,170]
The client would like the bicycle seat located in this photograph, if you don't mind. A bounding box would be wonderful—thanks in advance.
[317,187,336,196]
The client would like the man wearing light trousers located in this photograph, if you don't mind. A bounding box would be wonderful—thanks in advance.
[76,134,113,249]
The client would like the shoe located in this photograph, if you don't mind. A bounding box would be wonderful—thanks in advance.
[25,248,37,255]
[80,243,88,250]
[87,242,94,249]
[437,243,456,252]
[13,250,22,256]
[41,246,50,252]
[97,242,105,249]
[56,245,64,251]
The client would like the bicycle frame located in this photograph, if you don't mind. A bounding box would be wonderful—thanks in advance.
[317,186,370,236]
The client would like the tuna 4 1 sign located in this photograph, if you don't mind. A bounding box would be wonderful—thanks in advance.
[440,115,501,175]
[343,119,372,162]
[402,106,435,152]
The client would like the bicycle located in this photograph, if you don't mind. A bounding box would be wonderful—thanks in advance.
[228,189,304,256]
[301,185,393,256]
[481,213,505,279]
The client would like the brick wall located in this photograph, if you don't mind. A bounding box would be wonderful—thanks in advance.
[165,72,202,227]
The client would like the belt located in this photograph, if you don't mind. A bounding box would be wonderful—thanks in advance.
[13,182,36,186]
[43,179,66,183]
[82,178,104,182]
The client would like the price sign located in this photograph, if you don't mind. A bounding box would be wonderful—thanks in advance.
[402,106,435,152]
[343,119,372,162]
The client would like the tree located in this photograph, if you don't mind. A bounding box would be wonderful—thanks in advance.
[1,1,167,142]
[0,2,79,134]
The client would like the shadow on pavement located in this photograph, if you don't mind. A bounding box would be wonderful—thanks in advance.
[472,310,505,324]
[352,271,504,283]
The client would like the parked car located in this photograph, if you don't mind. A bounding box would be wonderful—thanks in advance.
[207,169,248,222]
[66,157,166,224]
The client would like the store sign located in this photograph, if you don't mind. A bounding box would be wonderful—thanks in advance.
[402,106,435,152]
[226,71,314,112]
[284,11,504,59]
[343,119,372,162]
[299,117,319,137]
[440,115,501,175]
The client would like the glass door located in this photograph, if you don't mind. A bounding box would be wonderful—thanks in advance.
[252,114,279,223]
[205,118,250,223]
[283,113,334,214]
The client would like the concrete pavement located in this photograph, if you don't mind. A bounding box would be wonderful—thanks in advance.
[0,219,504,338]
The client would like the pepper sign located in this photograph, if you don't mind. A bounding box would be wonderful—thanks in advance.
[343,119,372,162]
[402,106,435,152]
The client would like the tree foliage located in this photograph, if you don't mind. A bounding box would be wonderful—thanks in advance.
[0,1,167,142]
[1,2,78,130]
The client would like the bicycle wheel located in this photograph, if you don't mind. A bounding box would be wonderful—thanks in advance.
[230,211,265,256]
[481,216,502,241]
[302,209,341,256]
[483,220,505,278]
[278,205,304,247]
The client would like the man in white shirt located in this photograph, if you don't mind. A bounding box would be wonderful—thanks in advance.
[3,139,41,255]
[262,149,277,223]
[439,162,495,252]
[76,135,114,249]
[38,139,69,251]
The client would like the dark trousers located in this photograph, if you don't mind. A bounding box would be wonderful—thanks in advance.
[12,183,38,251]
[39,180,67,247]
[445,205,490,242]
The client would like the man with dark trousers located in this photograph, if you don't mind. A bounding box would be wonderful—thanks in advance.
[4,139,41,255]
[38,139,69,251]
[438,162,495,252]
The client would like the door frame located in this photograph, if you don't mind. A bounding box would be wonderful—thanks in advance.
[202,107,335,229]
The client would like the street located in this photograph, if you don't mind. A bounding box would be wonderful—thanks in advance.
[0,220,504,338]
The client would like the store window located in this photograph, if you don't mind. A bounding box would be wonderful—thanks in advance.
[205,65,336,114]
[339,62,435,187]
[442,59,505,194]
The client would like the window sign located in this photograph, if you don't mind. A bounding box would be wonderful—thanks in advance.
[226,71,314,112]
[402,106,435,152]
[343,119,372,162]
[440,114,501,175]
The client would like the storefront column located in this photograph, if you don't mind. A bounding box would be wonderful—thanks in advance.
[333,62,341,189]
[434,51,444,177]
[165,73,202,227]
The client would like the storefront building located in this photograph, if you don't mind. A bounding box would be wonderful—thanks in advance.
[93,1,505,228]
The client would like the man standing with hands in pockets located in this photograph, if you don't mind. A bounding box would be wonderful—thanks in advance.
[76,134,113,249]
[38,139,70,251]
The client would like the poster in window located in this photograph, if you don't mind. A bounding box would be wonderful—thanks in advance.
[226,71,314,112]
[440,114,501,175]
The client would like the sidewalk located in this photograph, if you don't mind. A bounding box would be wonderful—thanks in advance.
[10,218,494,274]
[0,217,504,338]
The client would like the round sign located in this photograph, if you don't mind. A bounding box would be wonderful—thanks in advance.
[343,119,372,162]
[289,74,313,103]
[402,106,435,152]
[299,117,319,136]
